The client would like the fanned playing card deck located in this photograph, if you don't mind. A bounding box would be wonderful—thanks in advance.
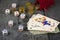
[27,14,60,32]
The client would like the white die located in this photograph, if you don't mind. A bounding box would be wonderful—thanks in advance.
[18,25,24,31]
[14,11,19,17]
[5,9,10,14]
[2,29,8,35]
[12,3,17,8]
[20,13,26,19]
[8,20,13,27]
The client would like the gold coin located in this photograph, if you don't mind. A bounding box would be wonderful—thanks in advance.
[19,7,25,13]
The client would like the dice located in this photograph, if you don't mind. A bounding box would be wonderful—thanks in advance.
[20,13,26,19]
[12,3,17,8]
[2,29,8,36]
[5,9,10,14]
[14,11,19,17]
[18,24,24,32]
[8,20,13,27]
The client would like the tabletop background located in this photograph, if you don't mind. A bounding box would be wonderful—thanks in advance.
[0,0,60,40]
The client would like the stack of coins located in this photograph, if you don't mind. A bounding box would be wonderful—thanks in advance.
[25,2,34,14]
